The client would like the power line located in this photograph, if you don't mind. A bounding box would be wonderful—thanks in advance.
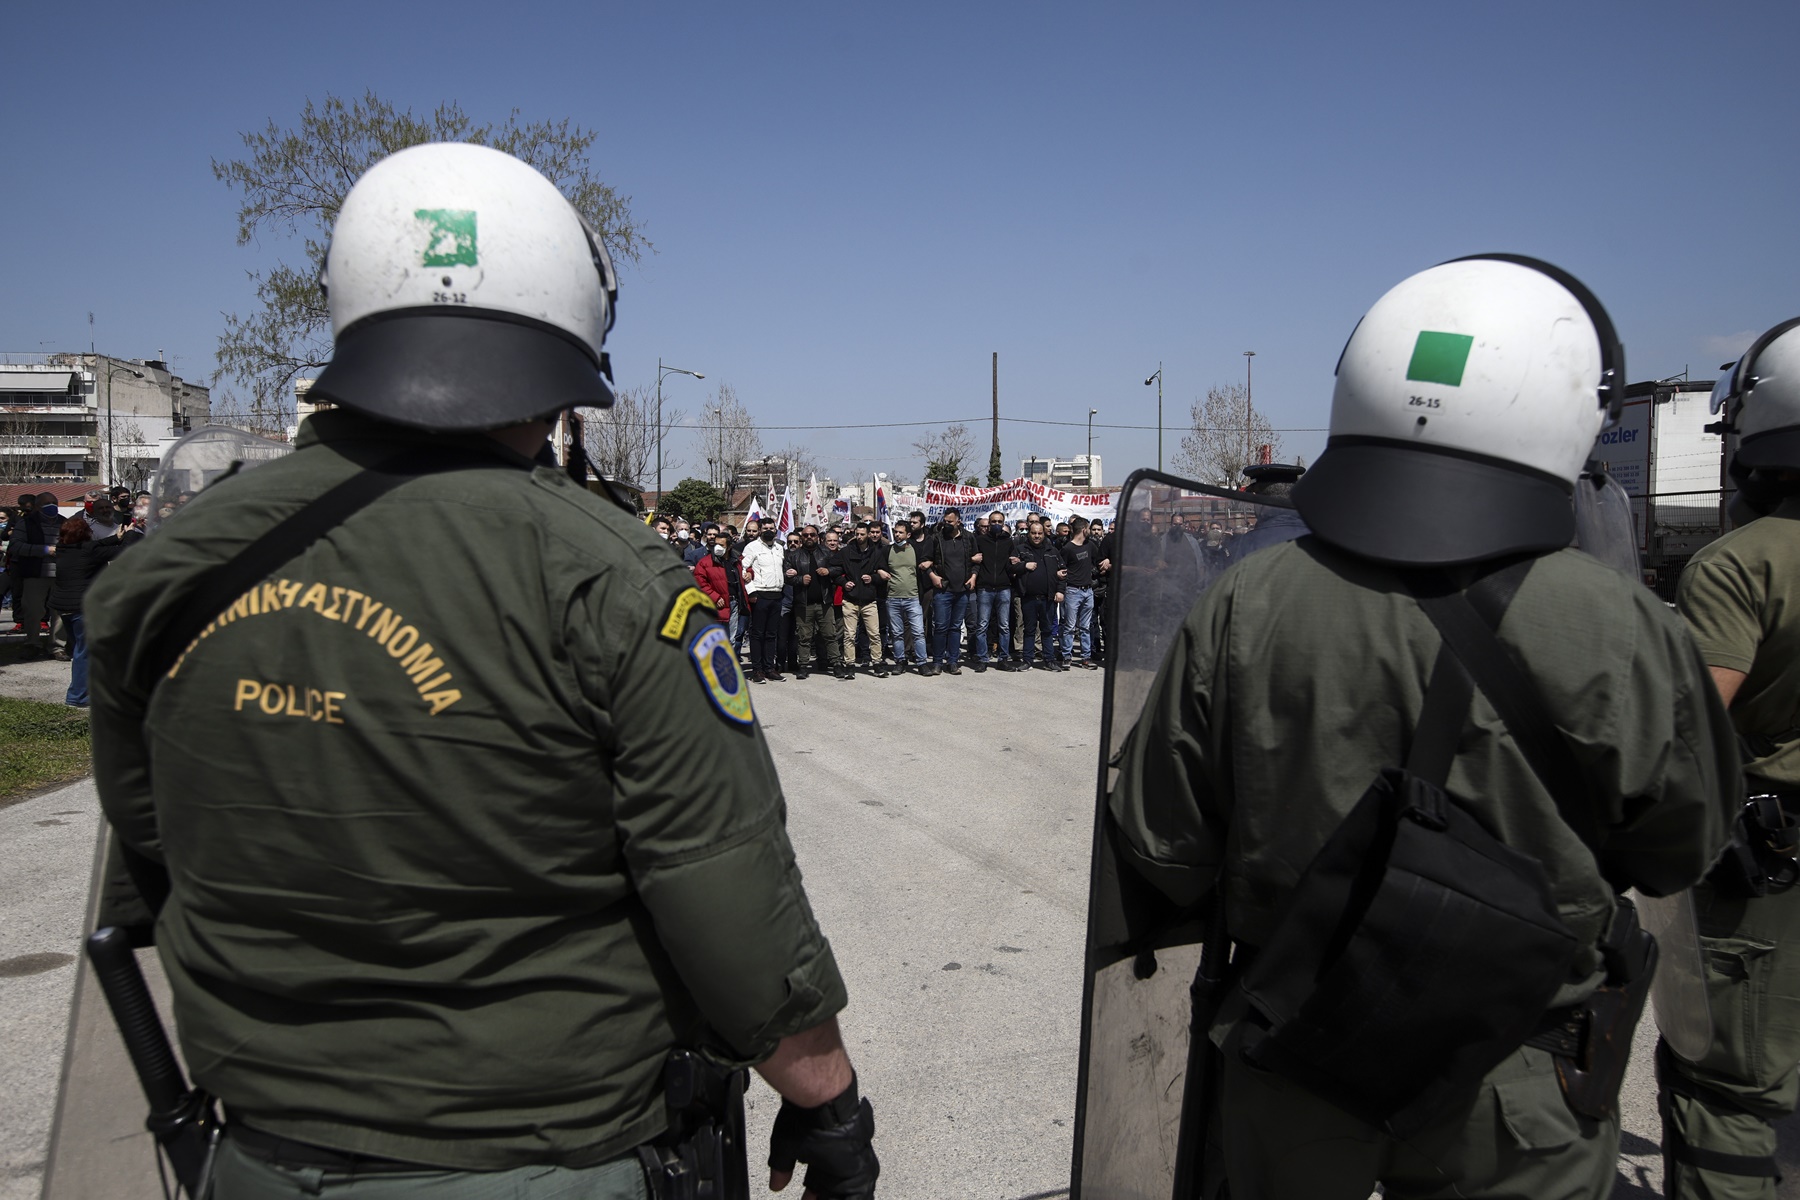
[587,412,1329,435]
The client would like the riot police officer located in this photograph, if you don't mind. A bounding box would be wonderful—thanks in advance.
[1658,317,1800,1197]
[85,144,878,1198]
[1104,255,1738,1198]
[1228,461,1309,559]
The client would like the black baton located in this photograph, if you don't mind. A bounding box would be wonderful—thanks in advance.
[86,927,220,1196]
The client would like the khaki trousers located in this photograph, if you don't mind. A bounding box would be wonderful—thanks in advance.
[841,601,880,666]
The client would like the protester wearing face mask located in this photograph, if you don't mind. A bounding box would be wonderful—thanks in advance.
[692,527,733,628]
[740,522,787,683]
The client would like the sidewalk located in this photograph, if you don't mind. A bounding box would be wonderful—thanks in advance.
[0,606,78,706]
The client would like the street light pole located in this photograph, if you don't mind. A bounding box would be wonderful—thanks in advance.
[1143,364,1163,470]
[1243,350,1256,473]
[1087,407,1098,480]
[655,358,705,508]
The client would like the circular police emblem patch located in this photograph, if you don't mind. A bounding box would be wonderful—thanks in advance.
[687,623,753,725]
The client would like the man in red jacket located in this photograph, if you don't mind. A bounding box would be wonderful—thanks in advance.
[692,526,733,626]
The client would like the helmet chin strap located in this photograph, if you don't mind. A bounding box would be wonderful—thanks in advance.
[563,409,592,487]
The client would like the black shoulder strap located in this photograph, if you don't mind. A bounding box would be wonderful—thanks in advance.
[1404,644,1477,789]
[1412,558,1605,857]
[148,448,507,685]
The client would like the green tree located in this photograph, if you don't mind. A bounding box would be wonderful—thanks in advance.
[658,477,728,522]
[987,442,1004,486]
[213,90,650,420]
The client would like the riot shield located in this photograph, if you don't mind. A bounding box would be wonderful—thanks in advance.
[1071,470,1302,1200]
[1571,468,1641,577]
[148,424,292,530]
[1571,469,1713,1061]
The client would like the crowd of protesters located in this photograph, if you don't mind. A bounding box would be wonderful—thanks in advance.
[649,462,1308,683]
[0,486,149,706]
[651,506,1121,682]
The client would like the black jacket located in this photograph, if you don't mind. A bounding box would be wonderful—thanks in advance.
[7,506,54,579]
[974,528,1016,589]
[919,525,979,594]
[52,537,126,612]
[840,539,888,605]
[785,543,842,607]
[1011,539,1064,597]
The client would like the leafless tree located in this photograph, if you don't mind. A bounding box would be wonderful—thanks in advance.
[766,443,820,491]
[1173,384,1283,488]
[582,386,681,487]
[699,383,761,490]
[209,389,289,439]
[113,425,156,491]
[912,423,973,484]
[0,410,60,488]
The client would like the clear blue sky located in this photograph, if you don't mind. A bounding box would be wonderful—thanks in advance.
[4,2,1795,487]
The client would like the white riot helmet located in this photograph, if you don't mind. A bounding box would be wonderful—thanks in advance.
[1709,317,1800,522]
[1713,317,1800,469]
[311,142,618,431]
[1293,254,1624,566]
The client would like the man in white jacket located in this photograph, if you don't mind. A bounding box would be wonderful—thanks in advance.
[740,524,788,683]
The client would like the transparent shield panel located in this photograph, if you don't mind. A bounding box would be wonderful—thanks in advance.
[1073,472,1305,1200]
[149,425,292,530]
[1572,471,1642,577]
[1633,890,1713,1063]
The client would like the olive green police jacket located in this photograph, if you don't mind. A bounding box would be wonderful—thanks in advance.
[1111,538,1740,1007]
[85,409,848,1169]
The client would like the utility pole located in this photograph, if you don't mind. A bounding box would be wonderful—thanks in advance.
[1088,408,1098,473]
[989,351,1002,486]
[1243,350,1256,480]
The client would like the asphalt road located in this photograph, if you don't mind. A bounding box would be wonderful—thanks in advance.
[5,662,1799,1198]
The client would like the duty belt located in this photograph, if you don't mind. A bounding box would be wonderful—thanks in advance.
[228,1121,432,1175]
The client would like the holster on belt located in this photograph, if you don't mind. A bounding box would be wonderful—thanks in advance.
[1707,795,1800,898]
[1525,899,1657,1121]
[637,1050,751,1200]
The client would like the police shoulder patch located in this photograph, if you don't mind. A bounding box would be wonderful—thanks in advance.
[688,623,753,725]
[658,586,719,643]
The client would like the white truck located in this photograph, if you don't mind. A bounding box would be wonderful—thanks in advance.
[1589,378,1729,598]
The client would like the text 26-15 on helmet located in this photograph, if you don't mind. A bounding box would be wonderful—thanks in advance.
[310,142,619,432]
[1293,254,1624,567]
[1711,317,1800,520]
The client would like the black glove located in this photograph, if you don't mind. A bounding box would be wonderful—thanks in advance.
[768,1076,879,1199]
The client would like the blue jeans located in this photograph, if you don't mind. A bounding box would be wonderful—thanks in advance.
[1061,587,1094,662]
[932,591,971,666]
[886,597,927,665]
[63,611,88,705]
[1020,594,1058,663]
[974,587,1012,663]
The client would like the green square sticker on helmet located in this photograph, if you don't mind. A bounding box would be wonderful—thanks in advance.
[1406,330,1474,387]
[414,209,477,267]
